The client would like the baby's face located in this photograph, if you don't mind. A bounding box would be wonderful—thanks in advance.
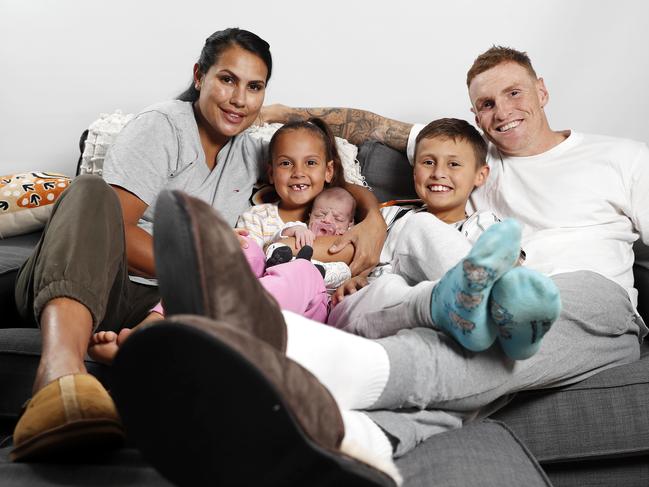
[308,194,354,236]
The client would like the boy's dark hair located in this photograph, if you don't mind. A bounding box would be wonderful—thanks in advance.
[466,46,537,87]
[178,28,272,102]
[268,117,345,188]
[415,118,488,167]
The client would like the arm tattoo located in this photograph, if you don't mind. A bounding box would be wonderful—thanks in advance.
[286,107,412,152]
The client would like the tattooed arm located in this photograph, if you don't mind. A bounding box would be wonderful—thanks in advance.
[259,104,413,153]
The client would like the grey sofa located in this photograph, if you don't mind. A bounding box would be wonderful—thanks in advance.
[0,141,647,486]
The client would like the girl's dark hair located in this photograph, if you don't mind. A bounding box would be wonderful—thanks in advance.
[178,28,272,102]
[268,118,346,188]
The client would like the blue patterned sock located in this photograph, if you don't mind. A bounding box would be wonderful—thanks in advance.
[429,219,522,351]
[490,267,561,360]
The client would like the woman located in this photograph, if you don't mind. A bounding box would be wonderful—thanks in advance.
[11,28,386,462]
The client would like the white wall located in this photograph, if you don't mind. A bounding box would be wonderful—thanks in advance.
[2,0,648,176]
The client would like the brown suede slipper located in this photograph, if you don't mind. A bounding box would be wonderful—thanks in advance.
[153,189,288,352]
[10,373,125,462]
[112,316,397,487]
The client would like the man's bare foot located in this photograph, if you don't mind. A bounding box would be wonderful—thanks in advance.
[88,328,133,365]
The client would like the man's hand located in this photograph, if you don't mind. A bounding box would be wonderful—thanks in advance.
[282,226,315,249]
[234,228,250,249]
[332,275,369,306]
[329,210,386,276]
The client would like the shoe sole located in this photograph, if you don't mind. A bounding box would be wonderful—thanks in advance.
[153,190,207,317]
[10,419,124,462]
[112,321,393,487]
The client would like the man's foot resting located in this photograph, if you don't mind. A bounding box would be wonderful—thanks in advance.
[430,218,522,351]
[490,266,562,360]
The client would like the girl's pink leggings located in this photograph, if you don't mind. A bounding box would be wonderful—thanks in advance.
[242,237,329,322]
[151,237,330,323]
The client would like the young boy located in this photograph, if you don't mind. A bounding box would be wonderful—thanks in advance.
[330,118,539,357]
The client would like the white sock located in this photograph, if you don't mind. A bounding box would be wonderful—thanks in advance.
[340,410,402,485]
[283,310,390,410]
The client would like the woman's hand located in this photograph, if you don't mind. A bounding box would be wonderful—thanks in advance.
[234,228,250,249]
[331,275,369,306]
[329,209,386,276]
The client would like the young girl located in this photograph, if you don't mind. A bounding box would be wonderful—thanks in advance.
[233,118,350,320]
[89,118,350,364]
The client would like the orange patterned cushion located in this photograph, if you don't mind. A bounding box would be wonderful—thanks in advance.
[0,172,71,238]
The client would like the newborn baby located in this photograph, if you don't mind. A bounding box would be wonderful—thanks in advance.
[265,187,355,289]
[281,186,355,246]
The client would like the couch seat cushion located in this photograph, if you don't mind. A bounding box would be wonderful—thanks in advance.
[492,350,649,463]
[396,419,551,486]
[0,328,111,422]
[0,231,41,276]
[0,231,41,329]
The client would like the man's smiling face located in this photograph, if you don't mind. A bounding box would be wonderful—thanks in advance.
[469,61,552,157]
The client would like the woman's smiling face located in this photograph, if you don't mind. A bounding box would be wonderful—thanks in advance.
[194,44,268,141]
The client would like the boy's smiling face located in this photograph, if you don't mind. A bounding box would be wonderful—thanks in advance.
[413,136,489,223]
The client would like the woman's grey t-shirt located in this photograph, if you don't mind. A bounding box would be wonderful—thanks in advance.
[103,100,268,232]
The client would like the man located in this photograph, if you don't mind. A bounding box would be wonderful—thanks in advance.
[111,47,648,486]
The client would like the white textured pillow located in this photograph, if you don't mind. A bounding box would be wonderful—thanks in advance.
[0,172,71,238]
[79,110,134,176]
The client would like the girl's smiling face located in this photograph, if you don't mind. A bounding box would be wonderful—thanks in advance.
[269,129,334,212]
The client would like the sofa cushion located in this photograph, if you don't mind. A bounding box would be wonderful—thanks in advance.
[0,446,173,486]
[0,231,42,329]
[0,421,547,487]
[491,350,649,464]
[0,328,111,422]
[0,173,70,239]
[396,419,552,486]
[634,263,649,324]
[357,141,417,203]
[0,231,41,277]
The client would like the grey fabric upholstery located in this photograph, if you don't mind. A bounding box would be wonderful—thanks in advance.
[492,351,649,463]
[0,231,41,329]
[0,446,173,487]
[0,328,111,424]
[0,422,551,487]
[0,231,41,276]
[357,141,417,202]
[542,459,649,487]
[395,420,552,486]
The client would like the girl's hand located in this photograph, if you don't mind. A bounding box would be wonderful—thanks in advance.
[329,210,386,276]
[234,228,250,249]
[293,227,315,249]
[331,275,369,306]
